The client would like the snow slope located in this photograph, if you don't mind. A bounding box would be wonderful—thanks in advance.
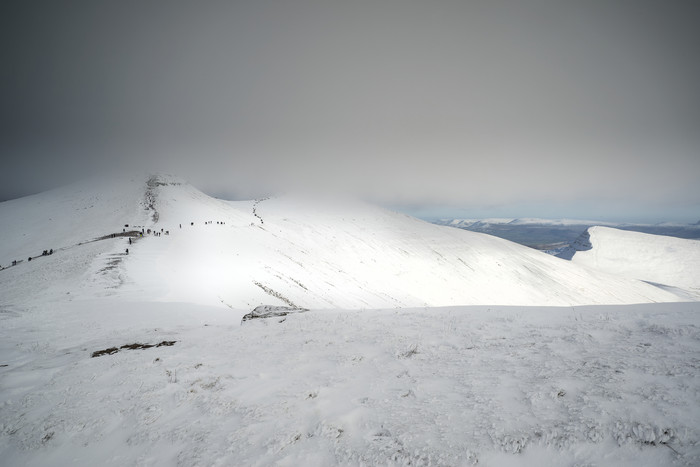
[2,175,700,466]
[1,300,699,466]
[0,174,152,268]
[559,226,700,299]
[1,174,684,308]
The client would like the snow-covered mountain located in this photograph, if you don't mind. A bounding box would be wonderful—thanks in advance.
[435,217,700,252]
[558,226,700,299]
[0,174,684,308]
[2,174,700,466]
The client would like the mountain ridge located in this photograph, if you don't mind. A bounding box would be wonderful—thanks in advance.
[558,226,700,299]
[0,174,688,308]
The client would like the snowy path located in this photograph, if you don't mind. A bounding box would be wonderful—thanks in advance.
[1,301,699,466]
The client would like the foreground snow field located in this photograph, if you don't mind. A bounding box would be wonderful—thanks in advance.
[1,174,699,466]
[1,300,699,466]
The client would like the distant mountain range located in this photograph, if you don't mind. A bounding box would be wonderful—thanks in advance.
[433,217,700,252]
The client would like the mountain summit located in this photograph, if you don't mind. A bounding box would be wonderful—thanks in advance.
[0,174,684,308]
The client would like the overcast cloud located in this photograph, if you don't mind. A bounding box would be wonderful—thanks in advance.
[1,0,699,221]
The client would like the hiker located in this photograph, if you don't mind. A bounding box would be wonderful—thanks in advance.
[179,224,181,229]
[129,238,132,245]
[125,248,129,255]
[49,249,53,255]
[28,257,32,262]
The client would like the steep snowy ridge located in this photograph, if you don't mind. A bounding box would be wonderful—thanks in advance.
[0,174,153,268]
[559,226,700,299]
[0,175,687,308]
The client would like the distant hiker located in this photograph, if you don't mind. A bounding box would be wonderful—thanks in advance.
[28,257,32,262]
[161,228,163,232]
[49,249,53,255]
[142,228,145,234]
[129,238,132,245]
[123,228,125,233]
[179,224,181,229]
[125,248,129,255]
[191,222,194,226]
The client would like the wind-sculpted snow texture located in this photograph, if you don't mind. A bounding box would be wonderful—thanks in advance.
[1,301,699,466]
[560,227,700,299]
[1,174,699,466]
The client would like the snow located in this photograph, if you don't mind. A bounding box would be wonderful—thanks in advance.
[1,300,699,466]
[85,178,688,307]
[1,174,699,466]
[560,226,700,299]
[2,173,680,308]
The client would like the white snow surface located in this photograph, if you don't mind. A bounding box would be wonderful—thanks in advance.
[2,174,681,308]
[564,226,700,300]
[1,299,699,466]
[1,174,700,466]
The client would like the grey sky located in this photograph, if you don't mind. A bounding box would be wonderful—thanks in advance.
[1,0,699,222]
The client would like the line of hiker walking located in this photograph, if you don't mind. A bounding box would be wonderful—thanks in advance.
[3,219,231,270]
